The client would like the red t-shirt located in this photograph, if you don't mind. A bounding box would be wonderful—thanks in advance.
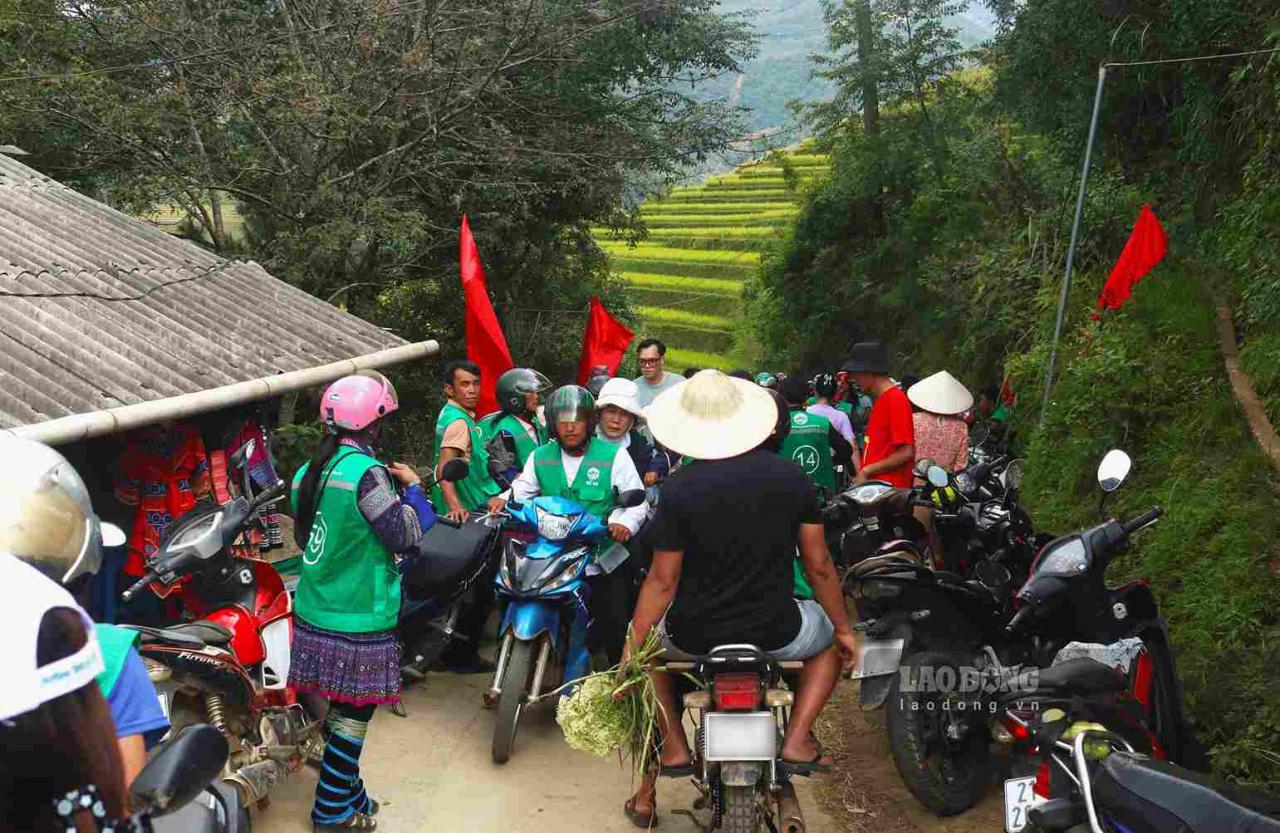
[862,385,916,488]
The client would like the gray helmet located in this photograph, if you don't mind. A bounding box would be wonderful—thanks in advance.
[496,368,551,416]
[0,437,124,586]
[545,385,597,427]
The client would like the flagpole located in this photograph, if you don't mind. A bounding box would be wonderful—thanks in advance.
[1041,65,1108,424]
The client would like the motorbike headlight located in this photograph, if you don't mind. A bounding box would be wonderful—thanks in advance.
[539,547,590,593]
[535,506,578,541]
[1031,536,1090,577]
[955,472,976,496]
[167,512,222,557]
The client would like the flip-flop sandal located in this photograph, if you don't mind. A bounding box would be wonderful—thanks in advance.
[657,762,694,778]
[624,797,660,829]
[780,753,833,775]
[313,811,377,832]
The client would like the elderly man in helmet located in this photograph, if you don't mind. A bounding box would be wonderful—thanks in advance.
[0,436,171,787]
[492,385,649,672]
[481,367,551,496]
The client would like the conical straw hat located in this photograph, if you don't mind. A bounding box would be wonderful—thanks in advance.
[646,370,778,460]
[907,371,974,416]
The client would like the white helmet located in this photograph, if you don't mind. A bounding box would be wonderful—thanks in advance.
[0,436,125,586]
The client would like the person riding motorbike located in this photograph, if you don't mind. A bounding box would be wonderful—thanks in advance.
[0,436,170,788]
[0,554,135,833]
[596,378,668,489]
[779,376,856,502]
[432,360,502,524]
[481,367,551,490]
[620,370,858,827]
[291,371,435,832]
[491,385,649,676]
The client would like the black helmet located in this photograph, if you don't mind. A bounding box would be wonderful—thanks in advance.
[545,385,597,427]
[585,372,611,399]
[496,368,551,416]
[813,372,837,398]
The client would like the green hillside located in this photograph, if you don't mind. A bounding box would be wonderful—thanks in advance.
[593,150,829,371]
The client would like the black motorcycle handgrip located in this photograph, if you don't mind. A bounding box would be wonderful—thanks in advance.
[121,570,157,602]
[1122,506,1164,536]
[253,480,288,508]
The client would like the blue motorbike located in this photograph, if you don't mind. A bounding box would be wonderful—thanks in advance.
[488,490,644,764]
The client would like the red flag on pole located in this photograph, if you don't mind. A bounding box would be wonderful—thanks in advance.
[576,297,634,385]
[1096,204,1168,313]
[459,215,513,416]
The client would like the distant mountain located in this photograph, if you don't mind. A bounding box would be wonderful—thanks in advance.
[702,0,996,136]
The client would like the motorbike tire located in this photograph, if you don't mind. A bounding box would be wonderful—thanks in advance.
[721,785,762,833]
[491,637,535,765]
[886,651,991,816]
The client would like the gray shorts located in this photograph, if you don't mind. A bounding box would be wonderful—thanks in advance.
[659,600,835,662]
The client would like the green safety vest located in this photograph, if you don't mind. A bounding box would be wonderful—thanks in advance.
[94,623,140,698]
[779,409,837,498]
[432,402,500,512]
[835,401,854,416]
[532,438,617,521]
[291,450,401,633]
[482,412,547,471]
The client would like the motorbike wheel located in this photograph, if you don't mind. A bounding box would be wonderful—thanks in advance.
[886,651,991,816]
[491,637,535,765]
[721,785,762,833]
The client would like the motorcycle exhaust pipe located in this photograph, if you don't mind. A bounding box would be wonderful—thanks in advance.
[225,759,288,806]
[776,781,805,833]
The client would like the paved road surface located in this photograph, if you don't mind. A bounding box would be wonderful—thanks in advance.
[256,671,837,832]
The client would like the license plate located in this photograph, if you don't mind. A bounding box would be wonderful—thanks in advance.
[1004,776,1044,832]
[850,637,904,679]
[703,712,777,761]
[156,690,170,720]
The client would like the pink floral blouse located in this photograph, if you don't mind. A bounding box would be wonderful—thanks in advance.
[912,412,970,473]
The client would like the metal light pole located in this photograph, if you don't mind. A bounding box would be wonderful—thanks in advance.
[1040,64,1108,424]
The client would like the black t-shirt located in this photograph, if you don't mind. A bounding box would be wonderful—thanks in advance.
[653,448,821,655]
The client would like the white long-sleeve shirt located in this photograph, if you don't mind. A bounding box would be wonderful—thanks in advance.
[509,444,649,535]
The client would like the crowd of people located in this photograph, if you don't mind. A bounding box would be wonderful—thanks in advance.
[0,334,1011,833]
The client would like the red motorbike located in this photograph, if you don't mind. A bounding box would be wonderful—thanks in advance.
[121,440,316,807]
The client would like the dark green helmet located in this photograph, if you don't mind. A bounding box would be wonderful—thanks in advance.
[496,368,551,416]
[755,371,778,390]
[545,385,596,426]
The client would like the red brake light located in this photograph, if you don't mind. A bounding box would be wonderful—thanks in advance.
[713,673,762,711]
[1033,761,1053,799]
[1001,714,1032,742]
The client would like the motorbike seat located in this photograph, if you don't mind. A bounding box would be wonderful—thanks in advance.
[1095,752,1280,832]
[849,552,922,578]
[403,516,499,597]
[1035,658,1127,693]
[128,621,233,647]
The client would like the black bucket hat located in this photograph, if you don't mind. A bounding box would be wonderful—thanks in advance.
[842,341,891,375]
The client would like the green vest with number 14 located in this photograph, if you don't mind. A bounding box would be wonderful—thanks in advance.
[780,409,836,498]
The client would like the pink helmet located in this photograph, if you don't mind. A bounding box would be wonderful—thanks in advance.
[319,371,400,432]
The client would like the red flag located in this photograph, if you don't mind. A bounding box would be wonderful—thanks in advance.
[576,297,634,385]
[459,215,513,416]
[1096,204,1168,312]
[999,376,1016,407]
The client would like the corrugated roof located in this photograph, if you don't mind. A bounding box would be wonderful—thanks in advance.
[0,154,405,430]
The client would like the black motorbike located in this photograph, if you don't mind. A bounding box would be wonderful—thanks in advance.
[996,677,1280,833]
[847,450,1196,816]
[139,724,246,833]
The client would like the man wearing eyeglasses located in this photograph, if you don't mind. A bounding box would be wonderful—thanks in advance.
[632,338,684,409]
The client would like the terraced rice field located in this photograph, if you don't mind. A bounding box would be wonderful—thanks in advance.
[594,151,829,371]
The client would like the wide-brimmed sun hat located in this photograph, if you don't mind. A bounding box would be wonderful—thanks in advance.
[907,370,974,416]
[596,377,645,421]
[646,370,778,460]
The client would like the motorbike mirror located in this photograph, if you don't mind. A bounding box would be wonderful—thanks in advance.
[229,439,255,470]
[101,522,127,549]
[130,724,229,817]
[926,465,950,489]
[616,488,647,509]
[1003,459,1025,491]
[1097,450,1131,493]
[441,458,470,483]
[913,458,937,478]
[969,422,991,446]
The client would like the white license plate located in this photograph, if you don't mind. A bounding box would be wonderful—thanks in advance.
[703,712,777,761]
[156,690,170,720]
[1004,776,1044,832]
[850,637,904,680]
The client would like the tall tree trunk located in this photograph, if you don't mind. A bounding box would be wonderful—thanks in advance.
[855,0,879,135]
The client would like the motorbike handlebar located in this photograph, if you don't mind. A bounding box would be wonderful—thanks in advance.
[253,480,288,509]
[1004,603,1034,635]
[121,570,158,603]
[1121,506,1163,537]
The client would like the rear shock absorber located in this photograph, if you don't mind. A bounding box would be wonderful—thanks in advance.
[205,693,228,735]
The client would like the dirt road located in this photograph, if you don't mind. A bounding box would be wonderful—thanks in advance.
[256,671,837,832]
